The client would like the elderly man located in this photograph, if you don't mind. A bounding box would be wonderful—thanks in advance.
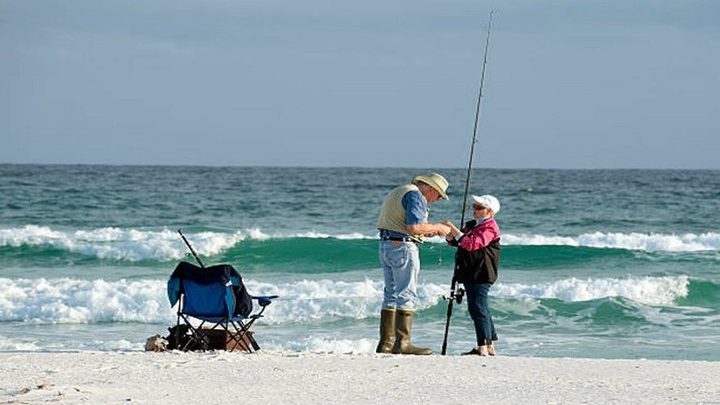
[376,173,451,355]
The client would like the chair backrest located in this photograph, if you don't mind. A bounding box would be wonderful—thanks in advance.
[181,278,234,318]
[168,261,252,319]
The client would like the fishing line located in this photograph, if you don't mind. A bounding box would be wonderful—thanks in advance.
[459,10,493,226]
[441,10,494,356]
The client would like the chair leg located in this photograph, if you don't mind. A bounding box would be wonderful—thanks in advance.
[181,320,214,351]
[177,316,263,353]
[248,334,260,351]
[228,321,258,352]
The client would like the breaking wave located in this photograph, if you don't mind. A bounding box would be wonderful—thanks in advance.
[0,275,694,325]
[1,226,719,263]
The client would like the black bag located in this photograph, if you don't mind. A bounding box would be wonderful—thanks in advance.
[232,274,253,318]
[166,324,200,350]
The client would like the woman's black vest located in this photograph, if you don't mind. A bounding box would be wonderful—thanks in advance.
[449,220,501,284]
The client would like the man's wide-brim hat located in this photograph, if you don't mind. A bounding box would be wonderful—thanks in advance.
[412,173,449,200]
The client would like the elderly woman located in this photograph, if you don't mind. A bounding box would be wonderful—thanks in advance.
[444,195,501,356]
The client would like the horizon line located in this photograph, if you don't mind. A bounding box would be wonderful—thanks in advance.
[1,162,718,171]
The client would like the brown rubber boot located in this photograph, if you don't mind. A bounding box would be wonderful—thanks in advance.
[375,309,396,353]
[391,309,432,355]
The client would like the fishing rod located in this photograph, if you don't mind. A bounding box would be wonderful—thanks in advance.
[178,229,206,268]
[440,10,494,356]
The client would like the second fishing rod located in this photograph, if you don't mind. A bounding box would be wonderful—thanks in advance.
[440,10,494,356]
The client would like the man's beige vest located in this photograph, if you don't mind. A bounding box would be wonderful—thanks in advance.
[377,184,428,242]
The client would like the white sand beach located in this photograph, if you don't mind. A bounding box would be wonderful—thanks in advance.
[2,352,719,404]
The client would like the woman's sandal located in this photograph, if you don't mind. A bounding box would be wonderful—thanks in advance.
[478,345,489,356]
[486,345,496,356]
[462,346,492,356]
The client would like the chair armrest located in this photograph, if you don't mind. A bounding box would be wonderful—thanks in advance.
[251,295,279,307]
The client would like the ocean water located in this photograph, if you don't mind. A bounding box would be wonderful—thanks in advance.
[1,164,719,360]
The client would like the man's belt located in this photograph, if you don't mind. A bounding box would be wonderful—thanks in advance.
[381,236,414,242]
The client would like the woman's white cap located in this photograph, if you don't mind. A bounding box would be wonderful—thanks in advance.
[472,194,500,214]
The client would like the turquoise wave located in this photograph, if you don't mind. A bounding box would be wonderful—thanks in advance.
[678,279,720,308]
[1,238,717,274]
[423,279,720,320]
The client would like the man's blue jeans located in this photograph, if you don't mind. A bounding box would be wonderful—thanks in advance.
[464,282,496,345]
[379,240,419,310]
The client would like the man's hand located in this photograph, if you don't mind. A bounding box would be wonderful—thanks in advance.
[406,223,451,237]
[429,223,452,237]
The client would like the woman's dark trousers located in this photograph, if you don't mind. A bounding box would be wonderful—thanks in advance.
[464,282,496,345]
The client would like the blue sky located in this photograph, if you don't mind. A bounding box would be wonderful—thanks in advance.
[1,0,718,168]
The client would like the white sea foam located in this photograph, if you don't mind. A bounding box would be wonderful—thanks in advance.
[0,225,245,261]
[0,277,171,324]
[0,276,690,325]
[0,335,41,351]
[503,232,720,252]
[274,336,376,354]
[493,275,689,306]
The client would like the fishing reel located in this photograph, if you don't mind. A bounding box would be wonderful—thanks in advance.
[454,287,465,304]
[443,287,465,304]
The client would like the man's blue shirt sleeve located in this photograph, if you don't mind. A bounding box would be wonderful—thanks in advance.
[402,190,427,225]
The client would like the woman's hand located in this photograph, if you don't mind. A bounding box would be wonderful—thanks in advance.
[442,220,460,240]
[442,220,459,234]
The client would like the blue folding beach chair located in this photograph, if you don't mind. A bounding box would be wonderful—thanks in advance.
[167,261,277,352]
